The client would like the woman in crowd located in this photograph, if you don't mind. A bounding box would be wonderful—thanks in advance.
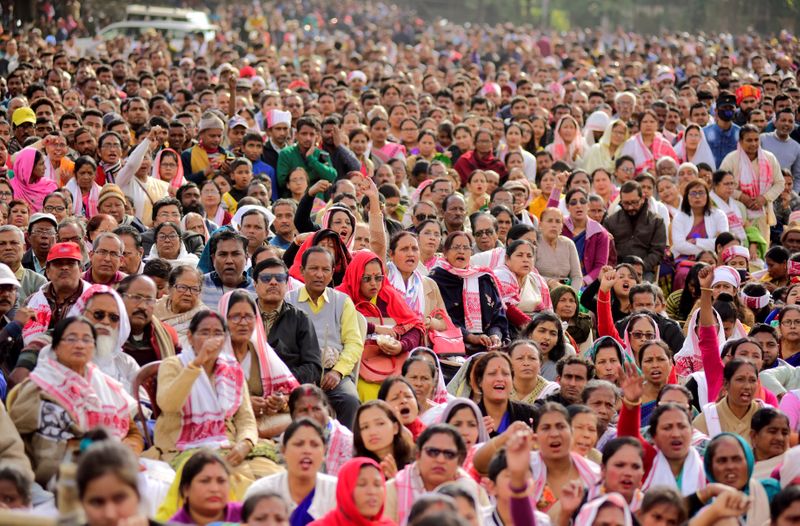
[588,437,645,512]
[77,440,158,526]
[529,169,560,218]
[546,115,586,167]
[709,170,749,245]
[464,170,490,214]
[145,311,279,481]
[500,123,537,181]
[86,213,119,244]
[590,168,618,208]
[588,336,626,385]
[493,239,552,331]
[149,221,200,267]
[8,316,141,487]
[693,359,764,438]
[289,229,352,287]
[308,457,396,526]
[154,265,208,344]
[378,376,426,440]
[170,450,243,525]
[336,250,424,399]
[387,231,452,337]
[620,110,678,175]
[403,348,450,424]
[562,188,611,287]
[750,407,791,479]
[353,399,415,479]
[289,384,353,475]
[384,424,487,525]
[763,247,793,293]
[182,212,210,243]
[66,155,101,218]
[242,491,291,526]
[581,119,629,174]
[675,123,717,170]
[472,351,537,438]
[671,180,729,263]
[43,190,70,223]
[429,232,508,352]
[582,263,642,323]
[152,148,186,195]
[220,290,299,438]
[551,285,594,353]
[348,127,375,178]
[525,310,574,380]
[656,175,682,219]
[9,147,57,213]
[200,179,231,227]
[569,405,601,462]
[245,418,338,525]
[454,128,507,185]
[440,397,489,480]
[535,207,583,290]
[637,340,674,426]
[416,218,444,272]
[665,261,708,324]
[508,339,558,404]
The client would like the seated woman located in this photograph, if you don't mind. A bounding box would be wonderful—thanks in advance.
[378,376,426,441]
[535,207,583,291]
[9,147,57,213]
[154,265,209,345]
[588,337,626,386]
[429,232,509,353]
[750,407,791,479]
[582,119,629,174]
[384,424,488,525]
[525,311,575,381]
[440,398,489,481]
[77,441,159,526]
[665,261,707,325]
[580,263,641,323]
[620,110,678,175]
[569,405,601,464]
[288,229,352,287]
[508,340,558,404]
[551,285,594,353]
[403,349,450,425]
[241,491,291,526]
[168,450,243,525]
[8,316,141,487]
[353,399,415,479]
[144,311,280,481]
[580,437,645,513]
[473,351,536,438]
[289,384,353,476]
[562,188,611,287]
[693,359,764,439]
[148,222,200,267]
[636,340,674,426]
[308,457,395,526]
[220,290,299,439]
[545,116,586,167]
[245,419,337,525]
[416,219,444,273]
[493,240,551,332]
[66,155,101,218]
[336,250,424,400]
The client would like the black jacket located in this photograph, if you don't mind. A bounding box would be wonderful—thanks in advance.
[261,140,281,172]
[141,229,205,258]
[478,399,537,438]
[615,313,686,354]
[265,302,323,385]
[322,144,361,179]
[21,249,43,274]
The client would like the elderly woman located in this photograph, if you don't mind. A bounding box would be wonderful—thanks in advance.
[154,265,209,344]
[144,310,281,481]
[8,316,142,487]
[289,384,353,475]
[508,339,558,404]
[148,221,200,267]
[620,110,678,175]
[429,232,509,353]
[535,207,583,291]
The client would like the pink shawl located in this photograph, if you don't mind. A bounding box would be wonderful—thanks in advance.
[628,133,678,174]
[435,260,501,333]
[548,116,586,164]
[152,148,186,191]
[10,148,58,212]
[325,417,354,475]
[737,144,773,201]
[66,176,100,218]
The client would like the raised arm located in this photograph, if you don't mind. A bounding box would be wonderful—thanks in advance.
[597,266,624,345]
[697,265,724,401]
[116,133,154,190]
[618,362,657,475]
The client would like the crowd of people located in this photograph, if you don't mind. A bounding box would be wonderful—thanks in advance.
[1,1,800,525]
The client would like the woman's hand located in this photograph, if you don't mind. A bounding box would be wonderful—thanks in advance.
[376,336,403,355]
[380,453,398,478]
[697,264,714,290]
[466,333,493,348]
[373,325,395,336]
[558,481,586,524]
[191,336,224,368]
[483,415,495,435]
[620,361,644,405]
[251,395,269,418]
[505,428,534,487]
[264,392,287,414]
[308,179,331,197]
[225,440,252,467]
[599,265,617,293]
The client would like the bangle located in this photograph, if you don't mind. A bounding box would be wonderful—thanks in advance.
[623,396,641,406]
[700,287,714,293]
[509,480,529,496]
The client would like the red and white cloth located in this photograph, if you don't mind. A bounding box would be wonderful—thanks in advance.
[737,144,773,218]
[642,447,706,496]
[434,260,501,333]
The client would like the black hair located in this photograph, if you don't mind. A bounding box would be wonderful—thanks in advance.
[723,357,758,383]
[749,322,780,341]
[77,441,139,501]
[353,400,415,469]
[377,376,420,411]
[282,417,326,447]
[766,245,791,264]
[241,491,289,522]
[678,262,709,319]
[113,225,142,248]
[649,402,691,438]
[416,423,467,463]
[167,264,203,287]
[301,245,333,268]
[640,487,687,524]
[209,229,248,259]
[52,316,96,349]
[525,311,567,363]
[0,465,32,506]
[406,497,459,526]
[253,256,288,278]
[151,196,182,222]
[656,384,693,405]
[188,310,228,335]
[533,402,570,431]
[472,351,514,390]
[555,355,594,379]
[751,407,790,434]
[506,223,537,242]
[402,354,436,378]
[143,258,172,281]
[601,437,643,466]
[771,485,800,521]
[178,450,229,499]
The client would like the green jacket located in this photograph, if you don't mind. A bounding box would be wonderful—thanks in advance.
[276,145,337,193]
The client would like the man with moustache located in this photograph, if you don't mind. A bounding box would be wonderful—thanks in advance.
[0,225,46,302]
[67,285,140,391]
[0,263,29,381]
[201,229,256,309]
[118,274,180,366]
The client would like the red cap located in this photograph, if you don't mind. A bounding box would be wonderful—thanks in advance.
[239,65,256,78]
[287,79,309,90]
[46,242,83,264]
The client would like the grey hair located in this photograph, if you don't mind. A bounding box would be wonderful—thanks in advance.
[272,198,298,213]
[0,224,24,244]
[581,379,622,403]
[92,232,123,253]
[678,161,699,175]
[614,91,637,104]
[58,217,86,237]
[656,156,679,169]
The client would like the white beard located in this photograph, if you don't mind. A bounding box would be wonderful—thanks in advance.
[95,328,120,359]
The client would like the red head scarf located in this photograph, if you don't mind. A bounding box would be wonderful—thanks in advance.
[310,457,396,526]
[288,229,352,283]
[335,250,424,332]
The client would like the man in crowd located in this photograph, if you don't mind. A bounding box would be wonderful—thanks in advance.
[118,274,180,366]
[761,108,800,192]
[84,233,127,285]
[22,213,57,276]
[277,116,337,190]
[201,229,255,308]
[0,225,46,302]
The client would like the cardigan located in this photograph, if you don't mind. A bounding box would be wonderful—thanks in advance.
[670,208,729,258]
[534,236,583,291]
[562,218,610,286]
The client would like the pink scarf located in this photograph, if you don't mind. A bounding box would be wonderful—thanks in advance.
[30,348,134,438]
[152,148,186,191]
[631,133,677,174]
[436,260,501,333]
[549,116,586,164]
[218,291,299,396]
[325,418,354,475]
[176,340,245,451]
[529,451,600,502]
[394,463,474,525]
[737,144,773,200]
[66,176,99,218]
[10,148,58,212]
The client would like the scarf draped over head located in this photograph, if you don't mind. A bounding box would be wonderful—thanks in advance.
[29,347,135,438]
[438,397,489,443]
[10,148,58,212]
[152,148,186,190]
[675,123,717,170]
[67,285,131,352]
[322,205,357,250]
[335,250,424,334]
[549,115,586,163]
[583,111,611,146]
[446,352,485,399]
[409,347,450,404]
[217,290,299,396]
[181,212,210,243]
[737,143,773,204]
[435,259,502,333]
[175,332,245,451]
[411,179,435,206]
[288,229,352,283]
[65,176,100,218]
[315,457,396,526]
[574,492,634,526]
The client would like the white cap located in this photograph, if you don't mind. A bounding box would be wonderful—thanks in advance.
[266,109,291,128]
[0,262,20,288]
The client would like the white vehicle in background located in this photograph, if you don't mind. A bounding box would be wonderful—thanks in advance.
[75,5,217,54]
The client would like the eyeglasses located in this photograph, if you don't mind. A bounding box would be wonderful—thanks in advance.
[157,234,179,242]
[415,214,438,222]
[86,310,121,323]
[62,335,95,345]
[781,319,800,328]
[688,191,707,198]
[473,228,495,238]
[449,245,472,252]
[568,198,588,206]
[94,249,121,259]
[361,274,384,283]
[422,447,459,461]
[620,199,641,208]
[123,293,156,306]
[0,191,11,198]
[229,313,256,324]
[31,229,56,237]
[44,205,66,213]
[630,331,656,340]
[173,284,201,294]
[257,272,288,284]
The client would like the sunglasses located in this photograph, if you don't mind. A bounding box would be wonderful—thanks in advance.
[422,447,459,461]
[416,214,438,222]
[257,272,289,284]
[86,310,121,323]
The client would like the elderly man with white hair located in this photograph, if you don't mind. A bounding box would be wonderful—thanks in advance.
[614,91,637,123]
[0,224,46,303]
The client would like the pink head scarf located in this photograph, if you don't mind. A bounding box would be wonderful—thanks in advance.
[151,148,185,190]
[10,148,58,212]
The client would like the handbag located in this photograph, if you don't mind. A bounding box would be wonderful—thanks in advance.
[356,301,406,383]
[427,308,465,356]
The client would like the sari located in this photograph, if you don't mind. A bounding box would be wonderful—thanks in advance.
[289,229,352,286]
[9,148,58,212]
